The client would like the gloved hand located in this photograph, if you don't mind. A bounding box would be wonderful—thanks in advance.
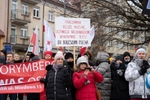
[40,78,46,83]
[117,69,123,76]
[139,67,146,75]
[143,60,150,69]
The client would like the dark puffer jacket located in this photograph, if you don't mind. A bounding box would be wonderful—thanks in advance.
[95,52,111,100]
[43,64,72,100]
[110,62,130,100]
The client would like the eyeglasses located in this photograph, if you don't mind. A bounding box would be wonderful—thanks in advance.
[57,58,63,60]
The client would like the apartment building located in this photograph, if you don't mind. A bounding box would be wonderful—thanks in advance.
[0,0,81,57]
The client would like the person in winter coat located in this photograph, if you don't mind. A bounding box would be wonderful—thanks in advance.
[40,51,72,100]
[110,55,130,100]
[64,52,76,100]
[73,56,104,100]
[148,57,150,65]
[40,51,53,100]
[0,53,5,64]
[95,51,111,100]
[27,55,41,100]
[0,52,17,100]
[125,48,150,100]
[122,52,131,68]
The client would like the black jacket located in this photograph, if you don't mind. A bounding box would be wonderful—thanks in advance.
[110,62,130,100]
[41,64,72,100]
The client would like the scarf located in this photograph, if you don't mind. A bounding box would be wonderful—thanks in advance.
[53,64,63,71]
[134,58,143,67]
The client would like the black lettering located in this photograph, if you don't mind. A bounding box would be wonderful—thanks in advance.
[79,40,88,45]
[63,40,77,45]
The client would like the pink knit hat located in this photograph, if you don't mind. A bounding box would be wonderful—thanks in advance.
[54,51,64,62]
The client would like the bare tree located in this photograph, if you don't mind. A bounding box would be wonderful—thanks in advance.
[80,0,150,54]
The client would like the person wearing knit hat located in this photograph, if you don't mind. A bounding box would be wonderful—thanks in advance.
[110,55,130,100]
[65,52,73,60]
[115,55,123,61]
[125,48,150,100]
[64,52,76,100]
[54,51,64,63]
[44,51,52,60]
[135,48,146,55]
[40,50,73,100]
[64,52,74,68]
[73,56,103,100]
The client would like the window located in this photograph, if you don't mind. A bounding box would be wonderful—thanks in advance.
[107,40,112,47]
[48,11,54,22]
[11,26,16,44]
[59,0,64,2]
[12,0,17,19]
[33,7,39,18]
[21,28,27,37]
[22,4,28,14]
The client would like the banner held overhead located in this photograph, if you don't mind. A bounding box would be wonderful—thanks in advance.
[55,18,91,47]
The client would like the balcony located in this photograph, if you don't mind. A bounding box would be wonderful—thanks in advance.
[10,35,30,48]
[11,9,31,25]
[21,0,39,5]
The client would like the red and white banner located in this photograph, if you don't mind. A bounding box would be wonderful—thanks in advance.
[0,60,54,93]
[43,19,56,52]
[31,26,39,55]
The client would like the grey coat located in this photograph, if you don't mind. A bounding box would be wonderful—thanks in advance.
[95,52,111,100]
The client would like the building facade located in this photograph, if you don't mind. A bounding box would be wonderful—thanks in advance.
[0,0,81,57]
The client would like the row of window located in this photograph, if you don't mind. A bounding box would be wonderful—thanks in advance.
[12,1,54,21]
[11,26,28,38]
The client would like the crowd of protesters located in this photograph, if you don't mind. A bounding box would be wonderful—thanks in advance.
[0,47,150,100]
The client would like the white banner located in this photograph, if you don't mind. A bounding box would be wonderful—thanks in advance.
[55,17,91,46]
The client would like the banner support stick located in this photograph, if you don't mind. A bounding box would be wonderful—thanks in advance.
[23,42,31,62]
[73,46,77,71]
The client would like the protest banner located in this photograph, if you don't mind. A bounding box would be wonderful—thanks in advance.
[0,60,53,93]
[55,17,91,46]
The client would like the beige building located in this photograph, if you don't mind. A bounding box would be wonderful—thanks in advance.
[0,0,81,57]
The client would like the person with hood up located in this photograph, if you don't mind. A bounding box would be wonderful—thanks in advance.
[122,52,131,67]
[110,55,130,100]
[95,51,111,100]
[40,51,72,100]
[73,56,104,100]
[125,48,150,100]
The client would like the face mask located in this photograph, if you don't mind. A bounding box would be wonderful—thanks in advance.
[115,62,120,68]
[134,58,143,67]
[67,61,74,68]
[124,58,130,63]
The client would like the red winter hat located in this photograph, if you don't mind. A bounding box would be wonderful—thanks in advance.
[44,51,52,57]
